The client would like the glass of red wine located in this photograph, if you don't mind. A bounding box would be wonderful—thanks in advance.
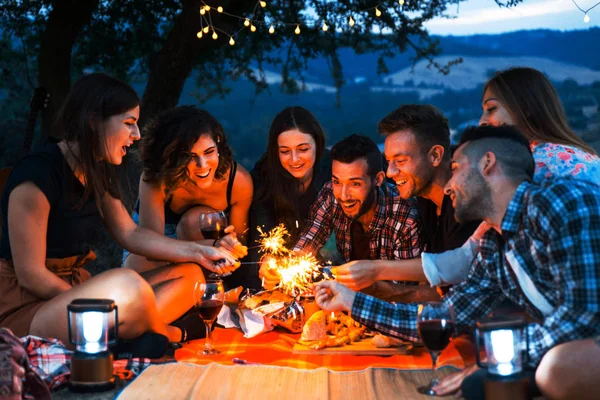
[416,301,456,396]
[194,278,225,355]
[199,210,231,278]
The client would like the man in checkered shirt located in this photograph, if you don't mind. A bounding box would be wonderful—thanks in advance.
[315,125,600,399]
[260,134,425,298]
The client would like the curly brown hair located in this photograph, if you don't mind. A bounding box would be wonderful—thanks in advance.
[140,106,233,195]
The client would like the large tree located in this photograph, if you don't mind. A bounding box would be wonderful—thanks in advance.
[0,0,523,142]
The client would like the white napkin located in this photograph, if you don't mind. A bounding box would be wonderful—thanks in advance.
[217,304,275,338]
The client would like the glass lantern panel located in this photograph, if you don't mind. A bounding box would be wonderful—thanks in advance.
[71,311,111,353]
[483,328,523,376]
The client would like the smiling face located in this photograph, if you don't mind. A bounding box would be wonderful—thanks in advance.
[384,130,435,200]
[479,88,515,127]
[277,129,317,184]
[102,106,141,165]
[444,145,491,223]
[186,134,220,189]
[331,158,379,220]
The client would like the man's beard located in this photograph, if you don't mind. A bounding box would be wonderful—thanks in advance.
[350,185,378,221]
[454,168,492,223]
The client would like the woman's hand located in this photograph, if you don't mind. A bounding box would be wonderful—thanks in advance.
[258,255,280,289]
[313,280,356,312]
[214,225,248,259]
[432,364,479,397]
[194,244,240,275]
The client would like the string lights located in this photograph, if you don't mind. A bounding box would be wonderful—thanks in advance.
[196,0,599,47]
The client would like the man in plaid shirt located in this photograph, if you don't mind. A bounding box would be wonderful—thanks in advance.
[315,125,600,398]
[260,134,424,294]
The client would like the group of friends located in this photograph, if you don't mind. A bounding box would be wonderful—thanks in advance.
[0,66,599,399]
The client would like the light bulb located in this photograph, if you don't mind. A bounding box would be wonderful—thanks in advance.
[229,37,235,45]
[260,1,267,7]
[295,25,301,34]
[349,16,355,26]
[82,312,103,343]
[203,26,210,33]
[197,31,203,38]
[490,330,515,363]
[399,0,405,5]
[269,25,275,34]
[200,8,205,15]
[244,18,250,26]
[205,5,211,11]
[584,13,590,23]
[375,7,382,17]
[251,24,257,32]
[212,31,218,40]
[217,6,223,13]
[322,22,328,31]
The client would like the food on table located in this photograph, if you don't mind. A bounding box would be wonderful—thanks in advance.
[224,286,243,304]
[299,311,370,350]
[300,310,327,341]
[242,290,293,310]
[371,334,412,348]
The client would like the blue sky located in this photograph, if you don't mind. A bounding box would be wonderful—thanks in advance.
[425,0,599,35]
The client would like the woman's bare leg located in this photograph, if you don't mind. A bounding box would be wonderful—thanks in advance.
[140,262,206,324]
[535,338,600,400]
[29,269,182,344]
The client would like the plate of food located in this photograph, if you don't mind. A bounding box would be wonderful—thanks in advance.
[292,311,414,355]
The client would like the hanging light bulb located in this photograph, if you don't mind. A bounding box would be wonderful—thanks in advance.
[250,24,257,32]
[197,31,203,38]
[584,13,590,23]
[212,31,218,40]
[399,0,405,5]
[205,5,211,11]
[260,1,267,7]
[203,26,210,33]
[322,22,328,31]
[375,7,382,17]
[295,24,301,35]
[217,6,223,13]
[269,25,275,34]
[229,36,235,46]
[349,16,355,27]
[244,18,251,26]
[200,8,206,15]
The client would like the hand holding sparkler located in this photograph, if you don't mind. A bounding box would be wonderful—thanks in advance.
[259,255,280,290]
[314,280,356,312]
[214,225,248,259]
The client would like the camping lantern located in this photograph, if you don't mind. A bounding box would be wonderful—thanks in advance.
[475,316,529,400]
[67,299,118,392]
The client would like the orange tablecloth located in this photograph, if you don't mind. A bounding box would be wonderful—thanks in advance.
[176,327,466,372]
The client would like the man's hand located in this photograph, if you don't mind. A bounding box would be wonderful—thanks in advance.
[196,244,240,275]
[214,225,248,259]
[332,260,380,290]
[432,364,479,397]
[258,255,280,289]
[313,280,357,312]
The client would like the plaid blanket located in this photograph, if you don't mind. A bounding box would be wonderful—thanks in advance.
[23,335,152,390]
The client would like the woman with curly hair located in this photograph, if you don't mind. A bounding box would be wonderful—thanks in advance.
[123,106,252,288]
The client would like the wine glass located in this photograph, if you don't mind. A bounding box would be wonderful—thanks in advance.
[199,210,231,278]
[416,301,456,396]
[193,279,225,355]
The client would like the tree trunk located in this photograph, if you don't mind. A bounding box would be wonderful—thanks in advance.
[39,0,99,140]
[140,0,255,128]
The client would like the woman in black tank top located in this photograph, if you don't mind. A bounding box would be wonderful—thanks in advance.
[124,106,253,287]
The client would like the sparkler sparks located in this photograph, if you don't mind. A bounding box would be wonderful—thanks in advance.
[277,253,320,296]
[257,224,290,256]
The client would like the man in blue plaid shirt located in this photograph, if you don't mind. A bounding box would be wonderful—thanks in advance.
[315,125,600,399]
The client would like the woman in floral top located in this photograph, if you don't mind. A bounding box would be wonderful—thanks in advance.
[480,66,599,183]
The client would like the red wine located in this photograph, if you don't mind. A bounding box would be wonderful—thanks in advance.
[201,228,223,240]
[417,319,455,352]
[197,299,223,321]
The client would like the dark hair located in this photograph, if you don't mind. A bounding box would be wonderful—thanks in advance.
[54,73,140,209]
[378,104,450,159]
[485,67,597,155]
[458,125,535,181]
[140,106,233,195]
[330,134,383,178]
[257,106,326,228]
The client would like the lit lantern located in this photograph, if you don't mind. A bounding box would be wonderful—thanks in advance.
[67,299,118,393]
[475,316,529,400]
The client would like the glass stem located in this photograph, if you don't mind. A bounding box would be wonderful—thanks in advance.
[204,320,213,350]
[430,351,439,386]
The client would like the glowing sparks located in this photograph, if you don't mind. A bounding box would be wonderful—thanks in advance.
[277,253,320,296]
[257,224,290,256]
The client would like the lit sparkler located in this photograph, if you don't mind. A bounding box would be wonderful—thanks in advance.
[277,253,320,296]
[257,224,290,256]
